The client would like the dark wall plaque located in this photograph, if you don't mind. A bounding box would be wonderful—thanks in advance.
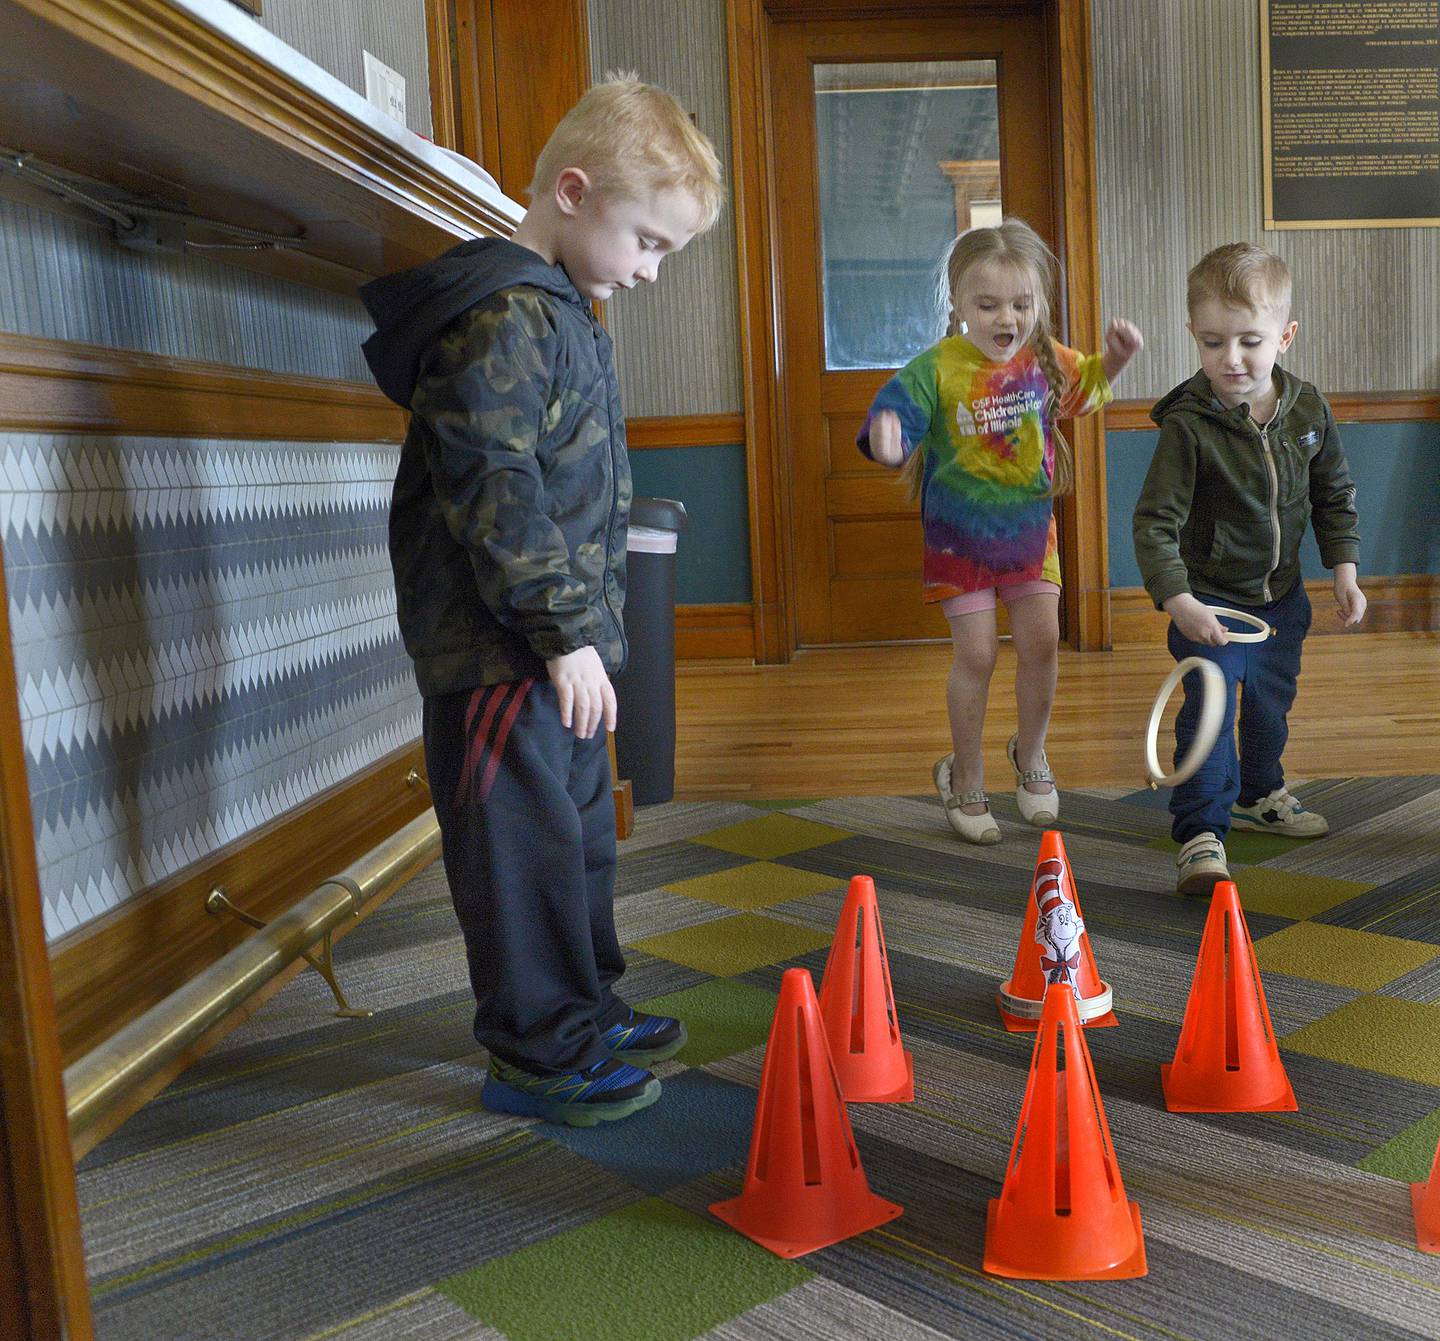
[1263,0,1440,227]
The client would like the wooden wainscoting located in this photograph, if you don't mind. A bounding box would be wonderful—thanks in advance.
[0,333,406,441]
[1111,576,1440,643]
[625,414,747,449]
[676,603,755,660]
[0,517,93,1337]
[50,743,432,1156]
[0,334,431,1160]
[1106,390,1440,431]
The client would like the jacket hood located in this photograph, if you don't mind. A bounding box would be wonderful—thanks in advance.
[359,238,583,408]
[1150,364,1305,429]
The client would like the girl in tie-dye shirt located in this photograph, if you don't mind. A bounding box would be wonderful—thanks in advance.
[859,219,1142,844]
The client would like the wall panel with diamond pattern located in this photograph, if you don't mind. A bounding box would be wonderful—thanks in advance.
[1,192,418,944]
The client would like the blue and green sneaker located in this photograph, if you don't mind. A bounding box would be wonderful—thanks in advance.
[481,1056,660,1127]
[599,1008,688,1063]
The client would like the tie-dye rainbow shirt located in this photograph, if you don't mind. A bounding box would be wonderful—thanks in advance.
[858,335,1111,601]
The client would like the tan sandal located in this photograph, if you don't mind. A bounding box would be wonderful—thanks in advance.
[1006,734,1059,827]
[933,754,1001,845]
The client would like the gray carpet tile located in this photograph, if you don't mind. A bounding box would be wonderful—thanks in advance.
[293,1288,505,1340]
[615,839,755,897]
[1312,868,1440,942]
[614,885,745,942]
[89,1136,643,1341]
[1381,959,1440,1003]
[618,801,768,853]
[77,780,1440,1341]
[81,993,481,1161]
[80,1057,500,1275]
[701,1277,953,1341]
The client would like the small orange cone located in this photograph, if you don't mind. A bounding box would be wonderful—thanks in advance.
[1412,1132,1440,1253]
[984,983,1147,1279]
[998,831,1117,1031]
[710,967,903,1257]
[817,875,914,1103]
[1161,881,1298,1112]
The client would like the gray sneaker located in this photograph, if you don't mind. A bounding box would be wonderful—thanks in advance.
[1175,833,1229,897]
[1230,787,1329,837]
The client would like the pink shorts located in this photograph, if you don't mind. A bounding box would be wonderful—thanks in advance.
[940,580,1060,618]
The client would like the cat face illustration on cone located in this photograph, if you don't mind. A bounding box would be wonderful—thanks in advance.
[1034,856,1083,989]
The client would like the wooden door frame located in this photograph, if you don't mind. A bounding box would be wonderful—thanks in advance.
[727,0,1111,661]
[0,532,94,1339]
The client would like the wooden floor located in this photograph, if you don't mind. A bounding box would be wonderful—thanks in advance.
[674,630,1440,799]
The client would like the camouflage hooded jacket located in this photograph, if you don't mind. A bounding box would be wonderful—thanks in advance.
[360,239,630,696]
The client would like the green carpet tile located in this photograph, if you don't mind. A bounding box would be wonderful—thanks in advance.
[76,776,1440,1340]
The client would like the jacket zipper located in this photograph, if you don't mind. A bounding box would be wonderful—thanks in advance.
[1255,415,1281,602]
[594,319,627,662]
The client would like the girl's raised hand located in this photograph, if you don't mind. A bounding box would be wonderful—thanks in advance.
[1102,318,1143,381]
[868,409,905,467]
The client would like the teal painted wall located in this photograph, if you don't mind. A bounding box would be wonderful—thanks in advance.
[1106,420,1440,589]
[628,444,752,604]
[627,423,1436,608]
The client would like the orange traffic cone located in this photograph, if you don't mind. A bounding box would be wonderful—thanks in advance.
[1412,1131,1440,1253]
[998,830,1117,1031]
[710,967,903,1257]
[984,983,1147,1279]
[817,875,914,1103]
[1161,881,1297,1112]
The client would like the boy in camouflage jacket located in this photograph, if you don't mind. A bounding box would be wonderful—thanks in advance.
[361,76,723,1125]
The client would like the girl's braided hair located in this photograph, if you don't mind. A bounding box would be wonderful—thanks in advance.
[899,217,1074,499]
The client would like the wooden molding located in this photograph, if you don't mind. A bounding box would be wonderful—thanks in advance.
[451,0,502,173]
[677,603,756,660]
[0,333,406,442]
[0,546,94,1337]
[485,0,590,203]
[425,0,462,153]
[1104,400,1157,431]
[0,0,520,295]
[1107,392,1440,432]
[729,0,800,664]
[1111,575,1440,642]
[49,742,431,1070]
[626,414,747,450]
[765,0,1038,15]
[1053,0,1109,652]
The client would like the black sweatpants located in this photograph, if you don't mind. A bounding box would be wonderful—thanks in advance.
[424,679,627,1075]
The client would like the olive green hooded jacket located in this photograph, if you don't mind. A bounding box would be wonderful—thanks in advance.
[1133,367,1359,609]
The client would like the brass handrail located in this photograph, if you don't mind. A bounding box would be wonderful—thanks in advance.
[63,809,441,1145]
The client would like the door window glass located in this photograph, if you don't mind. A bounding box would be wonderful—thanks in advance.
[814,60,1001,370]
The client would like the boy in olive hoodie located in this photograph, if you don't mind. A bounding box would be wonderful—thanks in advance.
[1133,244,1365,896]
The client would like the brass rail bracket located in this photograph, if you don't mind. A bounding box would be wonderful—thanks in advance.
[206,886,373,1019]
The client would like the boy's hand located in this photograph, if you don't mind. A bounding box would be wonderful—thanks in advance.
[1102,319,1144,382]
[1163,592,1228,646]
[868,410,904,467]
[546,646,617,739]
[1333,563,1367,626]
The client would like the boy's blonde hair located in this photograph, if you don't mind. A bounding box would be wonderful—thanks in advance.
[1187,243,1292,320]
[528,72,725,232]
[903,217,1074,498]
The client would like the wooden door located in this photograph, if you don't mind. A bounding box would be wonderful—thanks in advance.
[771,10,1061,644]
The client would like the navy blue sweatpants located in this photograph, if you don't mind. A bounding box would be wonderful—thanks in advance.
[1167,581,1312,844]
[423,679,627,1075]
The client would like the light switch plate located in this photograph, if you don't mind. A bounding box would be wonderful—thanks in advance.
[362,51,406,127]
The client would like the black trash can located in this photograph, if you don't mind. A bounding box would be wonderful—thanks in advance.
[613,496,687,805]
